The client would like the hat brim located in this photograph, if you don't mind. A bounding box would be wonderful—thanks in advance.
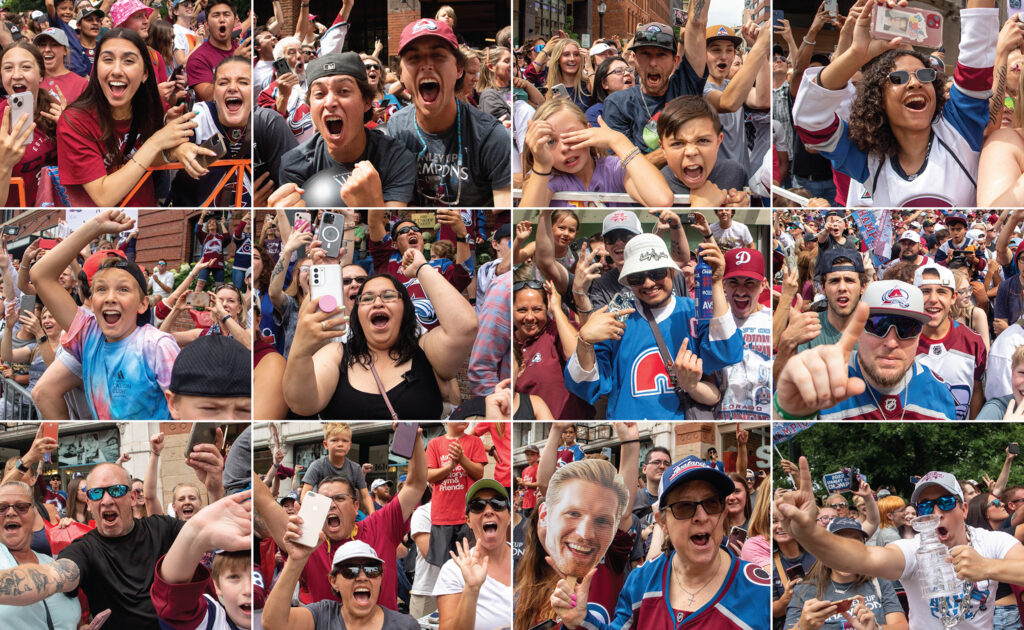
[910,480,960,504]
[867,306,931,324]
[629,41,675,52]
[660,467,735,507]
[707,35,743,47]
[723,269,764,282]
[399,32,457,56]
[617,259,682,286]
[466,479,508,503]
[829,524,868,540]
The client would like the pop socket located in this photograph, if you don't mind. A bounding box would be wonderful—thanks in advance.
[318,295,338,312]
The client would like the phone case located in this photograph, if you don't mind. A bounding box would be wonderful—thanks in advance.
[391,422,418,459]
[196,133,227,169]
[294,212,312,233]
[19,294,35,314]
[188,292,211,309]
[825,0,838,18]
[309,265,346,323]
[9,91,33,145]
[872,7,943,48]
[273,57,291,76]
[317,212,344,258]
[42,422,59,441]
[296,492,332,548]
[185,423,218,457]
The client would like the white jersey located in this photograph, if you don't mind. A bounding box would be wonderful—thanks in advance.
[717,308,772,420]
[915,321,987,419]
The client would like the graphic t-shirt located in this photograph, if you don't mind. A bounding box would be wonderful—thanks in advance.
[0,99,56,207]
[787,576,903,630]
[704,78,750,177]
[520,463,538,509]
[710,221,755,251]
[61,307,179,420]
[717,308,772,420]
[425,433,488,525]
[41,72,88,106]
[196,224,230,268]
[915,320,987,420]
[556,443,584,468]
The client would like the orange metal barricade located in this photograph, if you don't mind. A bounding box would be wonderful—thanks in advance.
[119,159,251,208]
[8,178,25,207]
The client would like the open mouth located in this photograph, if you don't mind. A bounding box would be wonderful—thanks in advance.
[925,306,942,317]
[107,81,128,99]
[3,522,21,532]
[239,603,252,615]
[640,285,663,299]
[407,234,420,246]
[690,533,711,548]
[352,587,372,605]
[102,310,122,326]
[370,312,390,329]
[42,52,55,62]
[562,155,580,169]
[295,61,304,74]
[681,164,705,186]
[564,540,595,560]
[732,296,750,311]
[323,115,344,137]
[418,79,441,104]
[10,83,26,93]
[836,296,850,308]
[646,72,663,87]
[716,61,728,72]
[180,505,195,517]
[326,514,341,528]
[224,96,243,114]
[101,510,119,526]
[903,94,928,112]
[482,521,499,534]
[218,25,228,36]
[936,526,949,541]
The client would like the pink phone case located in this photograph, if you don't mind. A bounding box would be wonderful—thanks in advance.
[872,7,943,48]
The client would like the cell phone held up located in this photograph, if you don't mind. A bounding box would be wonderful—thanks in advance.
[295,491,332,548]
[8,91,33,145]
[391,422,419,459]
[187,292,211,310]
[273,57,292,77]
[871,6,943,49]
[316,211,344,259]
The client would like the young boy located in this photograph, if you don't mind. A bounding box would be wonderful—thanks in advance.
[424,422,487,567]
[656,95,749,207]
[555,424,584,468]
[165,335,251,420]
[31,210,180,420]
[299,423,373,515]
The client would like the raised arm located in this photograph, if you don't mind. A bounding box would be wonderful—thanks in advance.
[159,491,251,584]
[538,422,572,492]
[262,515,317,630]
[545,281,577,360]
[615,423,639,531]
[146,432,166,516]
[411,250,479,381]
[533,210,570,294]
[395,425,428,521]
[269,230,312,312]
[684,0,711,76]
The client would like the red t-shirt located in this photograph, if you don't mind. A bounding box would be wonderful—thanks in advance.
[185,40,237,88]
[521,463,538,509]
[425,433,488,525]
[473,422,510,487]
[0,99,56,206]
[197,227,230,268]
[516,320,595,420]
[42,72,88,106]
[56,107,156,207]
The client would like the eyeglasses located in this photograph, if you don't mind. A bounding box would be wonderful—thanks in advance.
[827,502,848,509]
[334,562,383,579]
[916,494,959,516]
[343,276,367,287]
[646,459,671,468]
[364,63,381,71]
[956,287,972,296]
[395,225,422,237]
[357,290,400,305]
[603,229,636,246]
[0,502,32,515]
[817,515,835,524]
[887,68,936,85]
[864,314,923,340]
[664,497,725,520]
[299,265,311,273]
[85,484,130,501]
[606,67,631,77]
[467,497,509,513]
[625,268,670,286]
[513,280,544,293]
[327,493,355,504]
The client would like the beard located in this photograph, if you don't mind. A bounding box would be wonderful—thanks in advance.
[859,354,908,389]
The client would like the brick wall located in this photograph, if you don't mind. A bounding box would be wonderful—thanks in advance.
[590,0,673,42]
[387,6,420,63]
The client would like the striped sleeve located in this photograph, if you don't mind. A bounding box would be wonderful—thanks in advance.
[792,67,870,183]
[952,8,998,99]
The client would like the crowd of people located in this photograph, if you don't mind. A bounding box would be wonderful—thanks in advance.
[513,208,771,420]
[772,208,1024,420]
[255,420,512,630]
[253,209,511,421]
[254,1,511,209]
[772,0,1024,208]
[0,421,252,629]
[0,209,250,420]
[515,3,772,207]
[0,0,251,207]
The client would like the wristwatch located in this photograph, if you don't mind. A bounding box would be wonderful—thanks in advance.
[15,458,28,473]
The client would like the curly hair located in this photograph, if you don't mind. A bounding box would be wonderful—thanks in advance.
[847,50,947,159]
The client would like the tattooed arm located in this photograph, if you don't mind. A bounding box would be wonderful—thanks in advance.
[0,558,80,605]
[986,18,1024,137]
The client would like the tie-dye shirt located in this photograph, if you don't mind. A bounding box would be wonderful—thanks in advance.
[61,307,179,420]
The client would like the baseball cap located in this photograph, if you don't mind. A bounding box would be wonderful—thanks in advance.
[861,280,930,323]
[76,6,103,21]
[945,213,968,227]
[332,540,384,566]
[658,455,735,507]
[910,471,963,504]
[169,335,251,397]
[30,10,45,20]
[877,489,892,498]
[278,489,300,505]
[705,24,742,46]
[618,234,681,285]
[723,248,765,281]
[492,223,511,241]
[399,18,458,55]
[524,444,539,454]
[827,517,868,540]
[630,23,676,52]
[305,52,366,87]
[913,263,955,291]
[814,248,864,277]
[34,28,69,48]
[898,230,921,243]
[602,210,642,236]
[1015,240,1024,263]
[589,42,613,57]
[110,0,153,27]
[466,479,508,504]
[370,478,393,491]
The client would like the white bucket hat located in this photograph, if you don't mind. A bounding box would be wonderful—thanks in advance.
[618,234,681,286]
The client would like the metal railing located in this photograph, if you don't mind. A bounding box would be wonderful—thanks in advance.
[771,185,810,207]
[1,377,39,420]
[120,159,251,208]
[513,189,691,206]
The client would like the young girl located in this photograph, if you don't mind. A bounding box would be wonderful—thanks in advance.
[951,268,990,351]
[513,209,579,276]
[56,28,199,206]
[458,45,483,107]
[31,210,180,420]
[194,210,229,292]
[521,99,672,207]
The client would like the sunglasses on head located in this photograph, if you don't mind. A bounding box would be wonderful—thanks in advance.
[467,497,509,513]
[916,494,959,516]
[0,501,32,515]
[334,563,383,579]
[625,268,669,286]
[864,314,923,339]
[887,68,936,85]
[85,484,130,501]
[513,280,544,293]
[664,496,724,520]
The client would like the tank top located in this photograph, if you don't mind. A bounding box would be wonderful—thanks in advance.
[514,392,535,420]
[321,346,442,419]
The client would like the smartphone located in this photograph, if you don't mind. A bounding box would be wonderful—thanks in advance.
[784,564,805,581]
[273,57,292,77]
[196,133,227,169]
[37,238,58,250]
[391,422,419,459]
[86,609,112,630]
[317,211,344,259]
[2,226,18,236]
[772,10,784,28]
[848,467,860,491]
[42,422,58,442]
[185,423,219,457]
[169,64,186,81]
[187,292,211,309]
[253,160,271,185]
[1010,442,1020,455]
[727,526,747,550]
[672,8,687,27]
[551,83,569,99]
[8,91,33,145]
[679,213,696,225]
[824,0,837,18]
[309,265,346,327]
[295,491,332,548]
[293,211,312,234]
[872,6,943,48]
[607,292,634,323]
[18,293,35,316]
[834,597,856,614]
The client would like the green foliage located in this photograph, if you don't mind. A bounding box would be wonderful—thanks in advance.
[170,258,234,291]
[564,15,574,36]
[773,424,1024,500]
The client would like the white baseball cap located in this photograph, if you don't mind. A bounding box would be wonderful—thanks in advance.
[602,210,642,237]
[589,42,613,57]
[910,471,964,504]
[370,478,393,491]
[861,280,929,323]
[913,263,955,291]
[898,230,921,243]
[332,540,384,566]
[618,234,681,285]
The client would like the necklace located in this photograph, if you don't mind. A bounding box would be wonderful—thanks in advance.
[830,579,853,595]
[671,550,722,608]
[862,357,909,421]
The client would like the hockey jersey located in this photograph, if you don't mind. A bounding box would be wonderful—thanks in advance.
[580,548,771,630]
[819,352,956,420]
[717,308,772,420]
[793,8,997,207]
[565,296,743,419]
[916,320,987,420]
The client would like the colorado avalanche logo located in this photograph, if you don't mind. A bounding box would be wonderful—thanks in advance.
[744,564,771,586]
[880,287,910,308]
[412,297,438,326]
[631,348,672,397]
[529,352,542,365]
[412,19,439,33]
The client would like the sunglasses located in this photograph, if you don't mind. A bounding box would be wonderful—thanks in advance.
[85,484,130,501]
[395,225,422,237]
[357,290,400,305]
[664,496,725,520]
[467,497,509,513]
[0,501,32,515]
[828,502,848,509]
[625,268,669,286]
[864,314,924,340]
[364,63,381,71]
[513,280,544,293]
[334,563,383,579]
[916,494,959,516]
[773,55,788,63]
[603,229,636,246]
[343,276,367,287]
[633,30,675,47]
[988,498,1002,508]
[887,68,936,85]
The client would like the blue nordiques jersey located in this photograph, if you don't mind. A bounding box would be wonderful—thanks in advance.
[819,352,956,420]
[565,296,743,419]
[581,548,771,630]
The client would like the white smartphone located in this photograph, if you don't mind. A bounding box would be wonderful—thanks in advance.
[8,91,33,145]
[295,491,332,548]
[310,264,344,313]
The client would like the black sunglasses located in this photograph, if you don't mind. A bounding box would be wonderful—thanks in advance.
[395,225,422,237]
[664,497,725,520]
[335,563,383,579]
[864,314,923,340]
[364,63,381,71]
[343,276,367,286]
[888,68,936,85]
[0,502,32,515]
[513,280,544,293]
[467,497,509,513]
[625,268,670,286]
[603,229,636,246]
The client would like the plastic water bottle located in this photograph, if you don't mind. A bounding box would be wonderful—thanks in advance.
[912,514,963,599]
[695,255,713,318]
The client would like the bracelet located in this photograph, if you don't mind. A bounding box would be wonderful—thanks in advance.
[620,147,641,168]
[130,155,146,170]
[802,36,816,46]
[532,167,552,177]
[221,314,231,323]
[773,391,816,420]
[15,458,28,473]
[619,439,640,446]
[415,264,429,278]
[577,333,593,347]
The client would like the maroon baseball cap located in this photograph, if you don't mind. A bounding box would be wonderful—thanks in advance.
[1015,240,1024,264]
[723,248,765,281]
[399,18,458,55]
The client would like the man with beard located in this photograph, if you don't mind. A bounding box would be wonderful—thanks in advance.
[716,248,772,420]
[913,264,987,419]
[777,463,1024,629]
[565,233,743,419]
[184,0,238,101]
[774,280,956,420]
[370,478,392,511]
[384,17,510,207]
[881,230,931,277]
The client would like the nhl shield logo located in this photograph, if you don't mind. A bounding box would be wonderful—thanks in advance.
[930,344,942,356]
[884,398,897,412]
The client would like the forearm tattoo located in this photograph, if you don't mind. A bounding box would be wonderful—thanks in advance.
[271,259,285,279]
[991,64,1008,127]
[692,0,707,18]
[0,570,27,597]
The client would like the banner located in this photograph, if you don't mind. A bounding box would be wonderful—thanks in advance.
[772,422,814,444]
[822,469,868,493]
[849,209,891,269]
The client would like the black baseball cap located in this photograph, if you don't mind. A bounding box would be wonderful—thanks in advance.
[169,335,250,397]
[816,248,865,277]
[306,52,366,87]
